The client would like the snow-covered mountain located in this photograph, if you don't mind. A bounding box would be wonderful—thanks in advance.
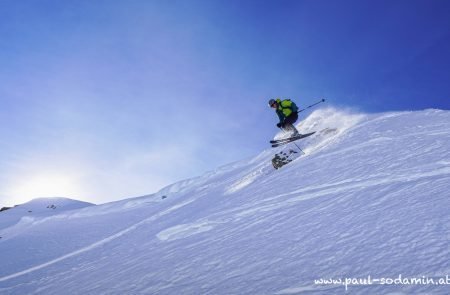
[0,108,449,294]
[0,198,94,232]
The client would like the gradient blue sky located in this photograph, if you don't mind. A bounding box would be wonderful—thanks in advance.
[1,0,449,206]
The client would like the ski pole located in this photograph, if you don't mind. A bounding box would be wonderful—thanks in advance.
[278,127,305,154]
[297,98,326,113]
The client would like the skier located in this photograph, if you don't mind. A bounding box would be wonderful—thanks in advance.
[268,98,300,137]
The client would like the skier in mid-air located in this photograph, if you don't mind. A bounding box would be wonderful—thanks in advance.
[268,98,300,138]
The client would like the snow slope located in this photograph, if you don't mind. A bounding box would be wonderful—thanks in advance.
[0,197,94,233]
[0,108,449,294]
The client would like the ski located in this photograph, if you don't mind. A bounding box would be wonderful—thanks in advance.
[271,132,315,147]
[270,132,315,144]
[271,135,301,144]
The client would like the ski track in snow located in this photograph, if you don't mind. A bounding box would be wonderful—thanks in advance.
[156,165,450,242]
[0,198,196,283]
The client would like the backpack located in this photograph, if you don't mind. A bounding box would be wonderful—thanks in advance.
[287,99,298,113]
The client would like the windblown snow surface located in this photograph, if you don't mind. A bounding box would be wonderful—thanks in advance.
[0,108,449,294]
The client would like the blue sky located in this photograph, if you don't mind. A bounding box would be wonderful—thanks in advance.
[1,0,449,206]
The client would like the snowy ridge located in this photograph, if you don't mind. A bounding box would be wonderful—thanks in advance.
[0,198,94,232]
[0,108,449,294]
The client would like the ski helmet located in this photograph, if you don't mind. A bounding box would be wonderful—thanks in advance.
[268,98,276,107]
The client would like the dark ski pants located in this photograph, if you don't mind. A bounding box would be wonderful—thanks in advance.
[281,112,300,136]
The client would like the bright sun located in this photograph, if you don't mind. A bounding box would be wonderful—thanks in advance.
[8,174,81,204]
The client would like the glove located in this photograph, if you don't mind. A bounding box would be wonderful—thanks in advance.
[276,122,283,128]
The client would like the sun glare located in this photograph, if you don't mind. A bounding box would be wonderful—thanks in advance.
[8,174,82,204]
